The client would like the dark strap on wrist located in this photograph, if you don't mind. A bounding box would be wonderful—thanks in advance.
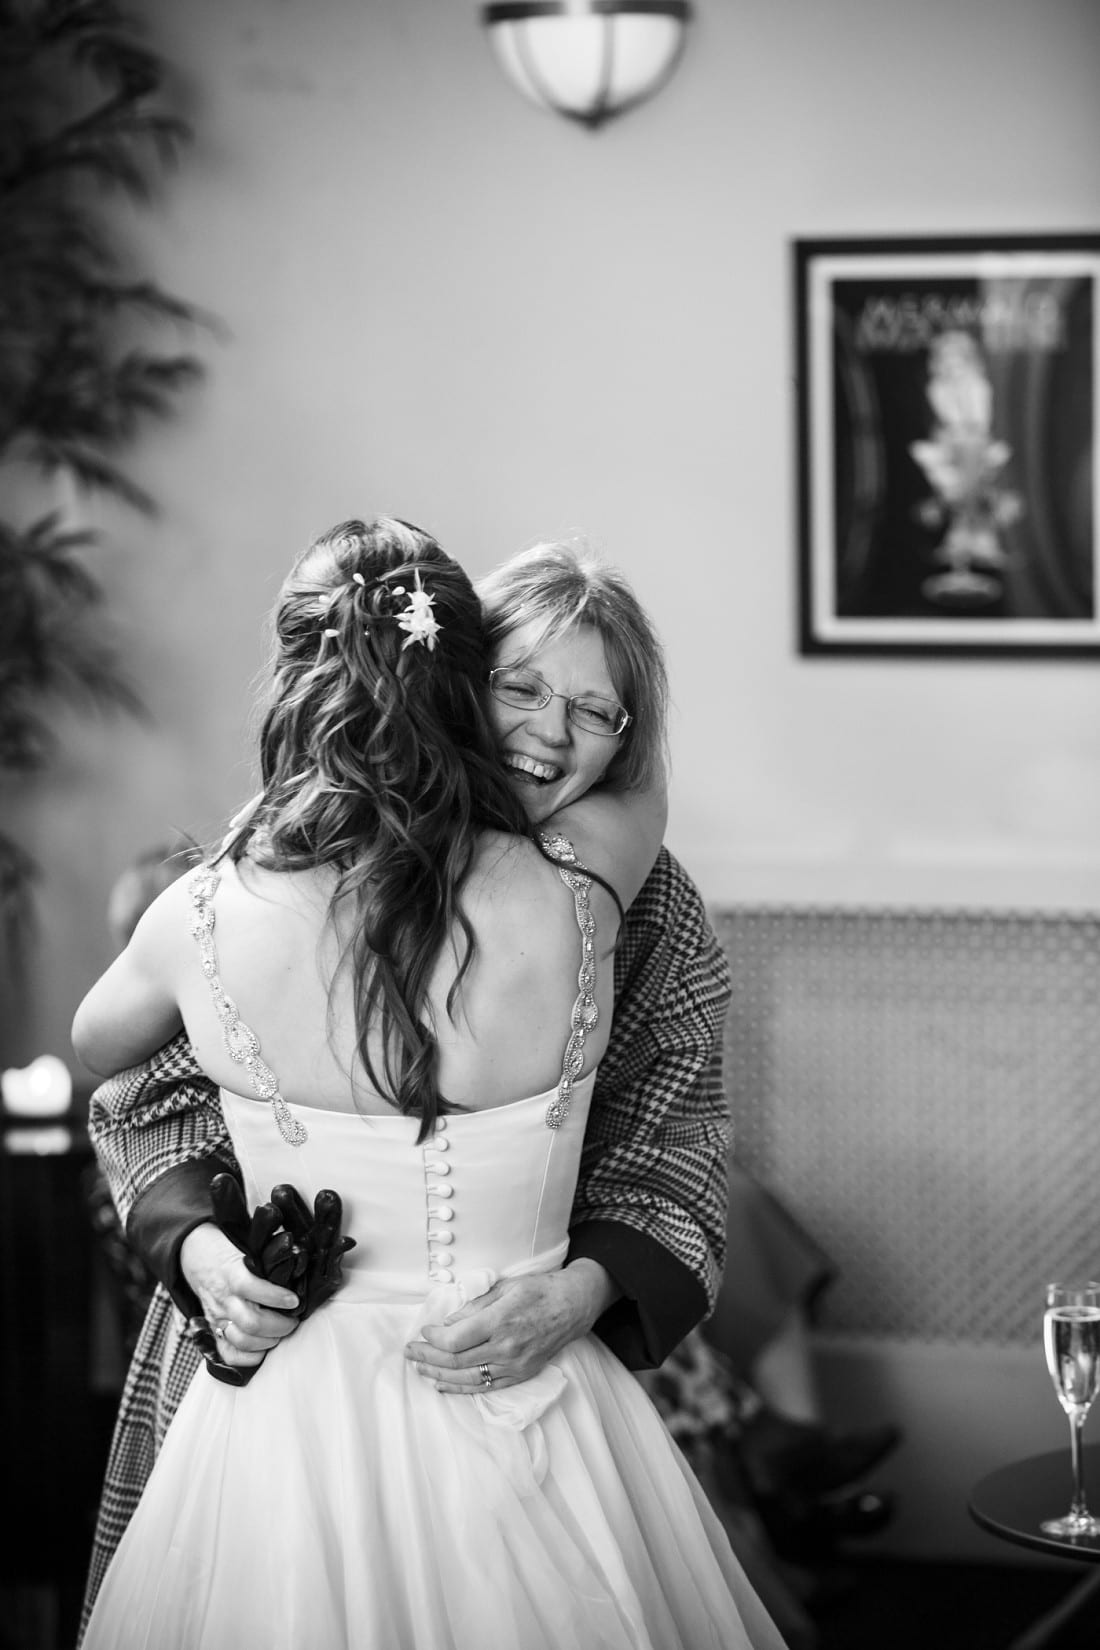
[126,1154,238,1320]
[567,1219,707,1370]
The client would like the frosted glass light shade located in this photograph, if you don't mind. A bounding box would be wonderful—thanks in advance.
[482,2,691,129]
[1,1053,72,1117]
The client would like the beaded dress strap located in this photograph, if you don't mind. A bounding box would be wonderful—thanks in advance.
[186,865,308,1147]
[538,832,599,1131]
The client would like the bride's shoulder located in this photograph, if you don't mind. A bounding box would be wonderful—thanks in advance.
[216,854,334,912]
[468,828,559,891]
[465,829,573,910]
[465,829,618,947]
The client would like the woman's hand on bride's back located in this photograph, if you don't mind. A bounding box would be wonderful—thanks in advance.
[403,1262,620,1394]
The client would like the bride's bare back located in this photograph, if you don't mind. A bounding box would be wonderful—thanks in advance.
[158,832,619,1119]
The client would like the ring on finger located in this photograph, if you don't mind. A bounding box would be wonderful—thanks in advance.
[478,1362,493,1391]
[213,1318,231,1340]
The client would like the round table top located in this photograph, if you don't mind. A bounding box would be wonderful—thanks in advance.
[969,1446,1100,1563]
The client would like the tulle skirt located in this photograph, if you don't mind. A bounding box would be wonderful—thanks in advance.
[83,1287,787,1650]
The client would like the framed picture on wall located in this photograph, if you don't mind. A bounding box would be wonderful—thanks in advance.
[794,232,1100,656]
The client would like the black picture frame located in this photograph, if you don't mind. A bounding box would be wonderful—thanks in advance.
[794,233,1100,656]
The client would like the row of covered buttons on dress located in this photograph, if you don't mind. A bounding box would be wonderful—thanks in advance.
[422,1118,455,1283]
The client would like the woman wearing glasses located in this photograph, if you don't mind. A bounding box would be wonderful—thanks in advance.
[75,518,786,1650]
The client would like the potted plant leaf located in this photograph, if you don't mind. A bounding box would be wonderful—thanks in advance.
[0,0,205,1032]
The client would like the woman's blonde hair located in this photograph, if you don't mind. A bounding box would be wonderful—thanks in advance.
[476,540,668,791]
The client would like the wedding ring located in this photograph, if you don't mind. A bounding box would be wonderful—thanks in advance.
[213,1319,230,1339]
[479,1362,493,1390]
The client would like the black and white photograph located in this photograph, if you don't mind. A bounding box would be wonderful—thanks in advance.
[4,6,1100,1650]
[796,234,1100,655]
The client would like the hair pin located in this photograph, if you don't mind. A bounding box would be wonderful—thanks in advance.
[392,570,442,651]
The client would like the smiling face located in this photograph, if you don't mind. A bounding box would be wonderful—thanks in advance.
[487,619,623,823]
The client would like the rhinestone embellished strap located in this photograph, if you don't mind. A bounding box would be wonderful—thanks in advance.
[538,833,599,1131]
[186,865,308,1147]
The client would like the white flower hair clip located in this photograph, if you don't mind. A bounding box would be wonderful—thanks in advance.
[391,570,442,652]
[319,568,442,652]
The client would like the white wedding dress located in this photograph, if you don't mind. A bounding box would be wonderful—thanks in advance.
[83,869,787,1650]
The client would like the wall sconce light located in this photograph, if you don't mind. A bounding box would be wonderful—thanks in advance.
[1,1053,72,1118]
[481,1,692,131]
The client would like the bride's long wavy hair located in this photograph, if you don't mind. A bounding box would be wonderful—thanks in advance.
[222,517,530,1139]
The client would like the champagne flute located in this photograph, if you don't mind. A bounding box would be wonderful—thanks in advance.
[1042,1280,1100,1537]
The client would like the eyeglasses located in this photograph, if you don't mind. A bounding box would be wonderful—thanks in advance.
[488,667,631,738]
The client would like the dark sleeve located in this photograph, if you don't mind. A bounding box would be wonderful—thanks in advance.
[128,1155,238,1320]
[567,1218,708,1369]
[568,849,732,1371]
[87,1030,241,1320]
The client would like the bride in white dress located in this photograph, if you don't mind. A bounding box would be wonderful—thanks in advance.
[74,516,786,1650]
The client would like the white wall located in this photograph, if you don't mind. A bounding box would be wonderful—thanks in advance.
[7,0,1100,1067]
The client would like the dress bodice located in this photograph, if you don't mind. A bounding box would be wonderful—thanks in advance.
[189,844,602,1306]
[221,1075,596,1304]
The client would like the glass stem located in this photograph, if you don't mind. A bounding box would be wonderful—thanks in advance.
[1070,1410,1089,1517]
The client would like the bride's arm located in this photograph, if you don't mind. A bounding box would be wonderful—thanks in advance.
[538,770,669,916]
[72,879,187,1075]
